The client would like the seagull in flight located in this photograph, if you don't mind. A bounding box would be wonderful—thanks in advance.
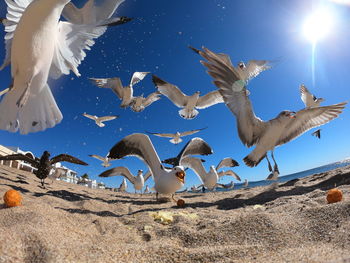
[152,75,224,119]
[89,154,112,167]
[189,46,272,92]
[107,133,212,199]
[90,72,154,111]
[195,46,347,171]
[300,85,325,108]
[312,129,321,139]
[82,113,118,127]
[147,127,207,144]
[0,0,131,134]
[130,91,162,112]
[180,156,241,190]
[0,151,87,187]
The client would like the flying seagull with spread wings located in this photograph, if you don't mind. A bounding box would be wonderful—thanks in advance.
[195,46,347,171]
[189,46,272,92]
[90,72,160,112]
[147,127,207,144]
[0,0,130,134]
[89,154,112,167]
[0,151,87,187]
[180,156,240,190]
[99,168,152,193]
[152,75,224,119]
[107,133,212,199]
[82,113,118,127]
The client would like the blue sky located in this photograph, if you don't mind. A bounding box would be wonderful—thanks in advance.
[0,0,349,192]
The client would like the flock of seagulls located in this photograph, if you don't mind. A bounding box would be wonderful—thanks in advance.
[0,0,347,197]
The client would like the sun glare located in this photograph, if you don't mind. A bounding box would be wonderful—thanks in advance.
[303,9,333,44]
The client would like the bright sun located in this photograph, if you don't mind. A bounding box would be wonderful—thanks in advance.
[303,9,333,44]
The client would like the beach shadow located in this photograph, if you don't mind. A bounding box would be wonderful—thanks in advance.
[33,190,93,202]
[0,183,30,193]
[0,174,30,185]
[55,207,122,217]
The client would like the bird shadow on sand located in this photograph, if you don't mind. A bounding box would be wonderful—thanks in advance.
[0,174,29,185]
[185,171,350,210]
[33,190,94,202]
[54,207,123,218]
[0,183,30,193]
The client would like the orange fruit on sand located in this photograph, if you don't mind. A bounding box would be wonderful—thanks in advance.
[326,188,343,204]
[3,189,22,207]
[177,199,185,208]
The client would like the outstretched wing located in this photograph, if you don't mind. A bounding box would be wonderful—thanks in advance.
[99,115,119,122]
[276,102,347,146]
[181,157,208,182]
[130,72,150,87]
[143,170,153,182]
[196,90,224,109]
[179,127,206,137]
[1,0,33,70]
[50,154,88,165]
[245,60,271,83]
[143,91,161,107]
[198,47,267,147]
[300,84,315,107]
[152,75,188,107]
[62,0,125,24]
[218,170,241,181]
[89,77,124,99]
[98,166,136,184]
[216,157,239,171]
[0,153,38,167]
[83,113,97,120]
[89,154,105,162]
[146,131,175,138]
[177,137,213,162]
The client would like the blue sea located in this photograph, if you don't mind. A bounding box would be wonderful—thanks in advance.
[218,159,350,191]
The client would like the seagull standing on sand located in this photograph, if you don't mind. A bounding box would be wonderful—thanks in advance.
[83,113,118,127]
[90,72,160,112]
[0,0,130,134]
[147,127,207,144]
[89,154,112,167]
[107,133,212,199]
[195,47,347,171]
[117,178,127,192]
[180,156,241,190]
[99,168,152,194]
[152,75,224,119]
[189,46,271,92]
[0,151,88,187]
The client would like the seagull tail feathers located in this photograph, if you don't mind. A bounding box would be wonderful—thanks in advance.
[179,108,199,120]
[0,86,23,132]
[17,84,63,134]
[170,138,182,144]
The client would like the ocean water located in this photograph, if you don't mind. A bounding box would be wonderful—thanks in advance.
[217,159,350,192]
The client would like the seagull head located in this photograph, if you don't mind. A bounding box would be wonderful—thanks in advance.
[43,151,51,159]
[238,61,246,69]
[174,166,186,184]
[278,110,296,119]
[137,169,143,176]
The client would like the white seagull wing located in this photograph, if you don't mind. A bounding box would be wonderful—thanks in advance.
[98,115,119,122]
[198,47,267,147]
[181,157,208,182]
[179,127,206,137]
[244,60,271,82]
[218,170,241,181]
[143,91,161,107]
[89,154,106,162]
[62,0,125,24]
[83,113,97,120]
[143,170,153,182]
[89,77,124,99]
[130,72,150,87]
[1,0,32,70]
[216,157,239,170]
[152,75,188,107]
[276,102,347,146]
[98,166,136,184]
[196,90,224,109]
[300,85,315,107]
[147,132,176,138]
[107,133,162,179]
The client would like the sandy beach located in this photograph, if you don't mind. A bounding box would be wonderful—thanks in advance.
[0,164,350,263]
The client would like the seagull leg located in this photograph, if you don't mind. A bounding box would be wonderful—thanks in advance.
[171,194,177,202]
[271,151,279,174]
[156,192,159,201]
[266,154,273,172]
